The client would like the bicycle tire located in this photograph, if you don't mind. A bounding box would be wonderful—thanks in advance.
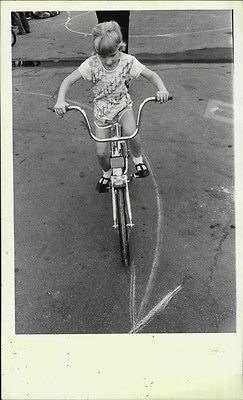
[116,187,130,268]
[11,28,16,47]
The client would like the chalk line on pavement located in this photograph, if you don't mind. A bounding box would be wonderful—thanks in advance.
[137,152,164,318]
[127,150,164,331]
[64,12,231,38]
[128,151,183,333]
[130,261,137,329]
[65,11,93,37]
[12,91,94,112]
[129,284,183,333]
[130,27,231,38]
[13,90,53,98]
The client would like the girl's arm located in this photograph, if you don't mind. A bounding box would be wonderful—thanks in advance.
[54,69,82,116]
[140,67,170,103]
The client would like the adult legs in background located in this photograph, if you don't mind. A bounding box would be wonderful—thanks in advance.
[18,12,30,33]
[11,12,25,34]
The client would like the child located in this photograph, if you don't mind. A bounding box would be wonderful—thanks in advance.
[54,21,170,193]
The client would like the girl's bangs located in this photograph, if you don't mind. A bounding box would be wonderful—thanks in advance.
[97,38,118,56]
[94,31,120,56]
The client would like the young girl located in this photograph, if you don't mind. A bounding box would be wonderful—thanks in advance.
[54,21,170,193]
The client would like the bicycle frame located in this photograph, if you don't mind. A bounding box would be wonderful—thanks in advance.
[109,123,133,229]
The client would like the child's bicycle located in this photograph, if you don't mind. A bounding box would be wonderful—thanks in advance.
[62,96,172,268]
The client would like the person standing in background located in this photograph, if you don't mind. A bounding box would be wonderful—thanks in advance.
[11,12,30,34]
[96,11,130,53]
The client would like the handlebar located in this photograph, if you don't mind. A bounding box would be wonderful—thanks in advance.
[58,96,172,143]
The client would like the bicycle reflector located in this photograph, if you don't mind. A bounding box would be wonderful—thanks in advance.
[110,156,125,169]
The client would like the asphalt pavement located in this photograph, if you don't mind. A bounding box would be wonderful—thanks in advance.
[12,10,235,334]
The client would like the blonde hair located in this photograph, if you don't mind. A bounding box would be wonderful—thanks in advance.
[92,21,126,56]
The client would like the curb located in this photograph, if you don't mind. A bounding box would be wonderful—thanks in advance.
[12,48,233,66]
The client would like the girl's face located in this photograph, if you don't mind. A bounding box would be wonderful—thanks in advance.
[99,50,120,70]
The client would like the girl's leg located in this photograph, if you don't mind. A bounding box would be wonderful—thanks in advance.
[95,125,112,192]
[119,109,141,157]
[120,109,149,177]
[95,125,111,172]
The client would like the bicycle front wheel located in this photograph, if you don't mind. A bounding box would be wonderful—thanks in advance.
[116,187,130,268]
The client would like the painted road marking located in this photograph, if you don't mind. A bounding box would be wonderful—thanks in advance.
[64,11,231,39]
[204,99,233,124]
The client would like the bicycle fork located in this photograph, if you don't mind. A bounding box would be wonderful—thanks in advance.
[111,177,134,229]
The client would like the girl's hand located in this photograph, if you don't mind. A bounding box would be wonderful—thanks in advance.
[155,90,170,103]
[54,100,69,117]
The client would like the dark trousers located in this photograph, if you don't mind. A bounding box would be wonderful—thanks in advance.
[11,12,30,33]
[96,11,130,54]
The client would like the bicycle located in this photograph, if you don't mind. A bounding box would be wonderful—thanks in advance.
[61,96,172,268]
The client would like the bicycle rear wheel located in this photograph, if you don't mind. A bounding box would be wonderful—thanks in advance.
[116,187,130,268]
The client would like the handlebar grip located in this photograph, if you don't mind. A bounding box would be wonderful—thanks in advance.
[51,105,71,112]
[154,95,173,101]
